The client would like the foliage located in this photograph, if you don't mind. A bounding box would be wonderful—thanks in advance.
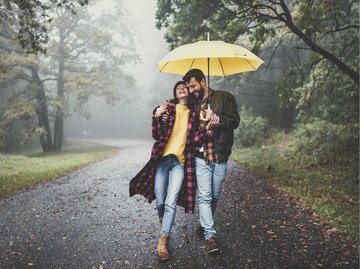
[45,2,138,117]
[278,56,359,125]
[286,120,359,167]
[156,0,358,83]
[276,4,359,124]
[231,129,359,240]
[0,0,88,53]
[0,1,139,151]
[155,0,359,128]
[236,107,269,147]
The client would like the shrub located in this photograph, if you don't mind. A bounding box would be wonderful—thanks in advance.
[286,120,359,166]
[237,107,269,147]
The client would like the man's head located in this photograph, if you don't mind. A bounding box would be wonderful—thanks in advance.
[183,69,207,100]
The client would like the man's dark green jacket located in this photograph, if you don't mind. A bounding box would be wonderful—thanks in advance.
[195,88,240,163]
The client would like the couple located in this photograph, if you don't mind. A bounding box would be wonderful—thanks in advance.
[129,69,240,261]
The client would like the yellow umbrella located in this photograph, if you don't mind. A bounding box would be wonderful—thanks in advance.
[157,36,264,86]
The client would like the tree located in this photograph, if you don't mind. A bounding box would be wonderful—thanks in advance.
[155,0,359,129]
[155,0,359,84]
[0,0,88,53]
[0,17,48,151]
[43,2,138,150]
[0,1,138,152]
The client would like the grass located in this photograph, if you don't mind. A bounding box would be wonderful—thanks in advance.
[0,139,116,199]
[231,131,359,241]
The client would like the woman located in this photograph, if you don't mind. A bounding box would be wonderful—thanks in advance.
[129,81,216,261]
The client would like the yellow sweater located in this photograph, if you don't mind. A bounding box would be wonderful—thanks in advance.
[162,104,190,165]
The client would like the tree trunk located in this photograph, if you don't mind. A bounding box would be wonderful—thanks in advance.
[279,0,359,85]
[52,58,65,151]
[287,21,359,84]
[31,66,53,152]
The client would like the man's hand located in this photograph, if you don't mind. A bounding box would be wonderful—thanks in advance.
[204,108,215,121]
[155,104,168,118]
[206,114,220,129]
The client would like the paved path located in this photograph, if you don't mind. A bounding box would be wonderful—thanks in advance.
[0,139,358,269]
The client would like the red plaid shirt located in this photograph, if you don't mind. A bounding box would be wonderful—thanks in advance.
[198,89,218,164]
[129,102,212,214]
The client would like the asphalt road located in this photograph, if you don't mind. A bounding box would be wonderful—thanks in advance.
[0,139,358,269]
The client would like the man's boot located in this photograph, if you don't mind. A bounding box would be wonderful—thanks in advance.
[157,234,170,261]
[205,236,219,254]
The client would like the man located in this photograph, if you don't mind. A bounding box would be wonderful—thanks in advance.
[183,68,240,253]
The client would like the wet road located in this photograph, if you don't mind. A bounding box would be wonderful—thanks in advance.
[0,139,358,269]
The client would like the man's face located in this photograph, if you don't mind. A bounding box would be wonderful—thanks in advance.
[187,77,201,94]
[175,83,189,99]
[187,77,205,100]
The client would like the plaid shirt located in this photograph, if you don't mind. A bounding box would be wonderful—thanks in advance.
[129,102,211,214]
[198,89,218,164]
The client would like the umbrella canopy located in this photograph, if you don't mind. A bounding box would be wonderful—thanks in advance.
[157,40,264,82]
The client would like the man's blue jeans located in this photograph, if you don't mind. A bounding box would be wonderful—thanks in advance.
[154,155,184,236]
[196,157,228,240]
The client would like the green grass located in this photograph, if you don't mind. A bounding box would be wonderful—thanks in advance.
[231,132,359,241]
[0,140,116,199]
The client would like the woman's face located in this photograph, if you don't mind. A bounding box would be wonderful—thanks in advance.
[175,83,189,99]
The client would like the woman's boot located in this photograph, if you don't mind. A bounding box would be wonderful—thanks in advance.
[157,234,170,261]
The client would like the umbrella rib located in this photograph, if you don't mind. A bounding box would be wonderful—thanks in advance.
[189,58,195,70]
[159,61,169,72]
[244,58,256,70]
[218,58,225,76]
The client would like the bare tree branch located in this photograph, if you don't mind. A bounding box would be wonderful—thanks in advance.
[264,32,291,72]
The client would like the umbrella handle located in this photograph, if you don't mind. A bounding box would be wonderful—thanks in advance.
[207,57,210,87]
[199,103,212,121]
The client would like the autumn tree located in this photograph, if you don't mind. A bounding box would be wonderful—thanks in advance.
[0,14,49,151]
[0,1,138,152]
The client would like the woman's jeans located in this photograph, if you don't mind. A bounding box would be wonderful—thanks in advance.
[154,155,184,236]
[195,157,228,240]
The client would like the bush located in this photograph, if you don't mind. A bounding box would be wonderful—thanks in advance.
[237,107,269,147]
[286,120,359,166]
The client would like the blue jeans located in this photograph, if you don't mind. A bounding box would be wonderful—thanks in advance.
[154,155,184,236]
[196,157,228,240]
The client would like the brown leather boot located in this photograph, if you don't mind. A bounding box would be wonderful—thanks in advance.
[205,236,219,254]
[157,234,170,261]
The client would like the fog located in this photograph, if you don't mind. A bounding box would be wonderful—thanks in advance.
[64,0,181,140]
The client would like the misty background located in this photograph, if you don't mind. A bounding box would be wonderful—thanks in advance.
[65,0,182,140]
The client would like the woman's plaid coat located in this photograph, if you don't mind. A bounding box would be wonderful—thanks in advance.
[129,101,211,214]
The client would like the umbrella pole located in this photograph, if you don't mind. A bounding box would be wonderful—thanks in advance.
[207,57,210,87]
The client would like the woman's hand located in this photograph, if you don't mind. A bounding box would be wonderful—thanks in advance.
[155,104,168,118]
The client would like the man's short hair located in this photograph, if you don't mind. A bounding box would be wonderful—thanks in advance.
[183,69,205,84]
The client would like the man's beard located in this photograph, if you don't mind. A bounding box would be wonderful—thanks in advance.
[190,88,205,101]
